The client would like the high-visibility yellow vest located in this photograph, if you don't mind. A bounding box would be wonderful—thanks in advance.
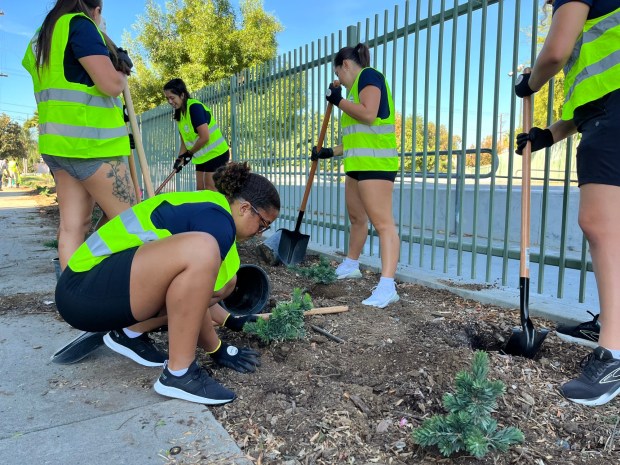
[178,99,229,165]
[341,68,398,172]
[562,7,620,120]
[21,13,128,158]
[68,191,240,291]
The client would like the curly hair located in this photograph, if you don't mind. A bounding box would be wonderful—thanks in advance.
[214,162,280,211]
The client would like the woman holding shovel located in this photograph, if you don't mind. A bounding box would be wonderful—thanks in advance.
[55,162,279,404]
[514,0,620,406]
[312,43,400,309]
[163,78,231,191]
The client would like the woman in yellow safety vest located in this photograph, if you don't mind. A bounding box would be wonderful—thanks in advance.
[311,43,401,309]
[514,0,620,406]
[55,162,280,404]
[163,78,231,191]
[22,0,135,270]
[7,158,21,187]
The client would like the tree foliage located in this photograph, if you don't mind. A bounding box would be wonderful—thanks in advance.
[124,0,282,114]
[0,114,27,160]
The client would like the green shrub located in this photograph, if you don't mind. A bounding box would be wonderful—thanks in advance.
[412,351,524,459]
[291,256,337,284]
[244,288,312,343]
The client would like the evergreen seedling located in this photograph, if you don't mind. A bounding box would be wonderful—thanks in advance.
[291,256,337,284]
[412,351,524,459]
[244,288,313,343]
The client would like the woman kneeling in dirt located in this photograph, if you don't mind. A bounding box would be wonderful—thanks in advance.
[55,162,279,405]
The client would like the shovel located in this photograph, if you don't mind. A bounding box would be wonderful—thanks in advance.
[504,90,549,358]
[277,95,335,266]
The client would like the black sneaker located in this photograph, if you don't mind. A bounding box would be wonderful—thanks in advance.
[555,311,600,349]
[153,360,236,405]
[560,346,620,406]
[103,330,167,367]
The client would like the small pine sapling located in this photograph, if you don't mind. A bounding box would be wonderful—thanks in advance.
[412,351,524,459]
[244,288,313,343]
[291,256,337,284]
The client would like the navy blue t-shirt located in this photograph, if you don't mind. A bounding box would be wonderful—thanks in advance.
[357,68,390,120]
[553,0,620,18]
[150,201,236,259]
[65,16,109,86]
[188,102,211,132]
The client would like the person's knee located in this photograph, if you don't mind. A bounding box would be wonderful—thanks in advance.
[578,211,608,246]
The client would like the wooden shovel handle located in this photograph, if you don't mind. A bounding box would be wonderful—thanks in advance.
[298,80,339,214]
[257,305,348,319]
[520,70,532,279]
[123,86,155,198]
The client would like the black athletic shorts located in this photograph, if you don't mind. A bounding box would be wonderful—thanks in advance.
[346,170,397,182]
[55,247,139,332]
[195,150,230,173]
[574,88,620,187]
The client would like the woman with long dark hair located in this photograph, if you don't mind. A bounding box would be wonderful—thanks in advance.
[163,78,231,191]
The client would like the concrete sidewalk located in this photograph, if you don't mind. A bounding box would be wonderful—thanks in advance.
[0,188,251,465]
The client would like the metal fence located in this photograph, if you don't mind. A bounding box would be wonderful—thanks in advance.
[137,0,594,307]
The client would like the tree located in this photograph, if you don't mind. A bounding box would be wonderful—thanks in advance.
[124,0,282,114]
[0,114,27,160]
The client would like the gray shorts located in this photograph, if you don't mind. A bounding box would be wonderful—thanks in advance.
[42,154,127,181]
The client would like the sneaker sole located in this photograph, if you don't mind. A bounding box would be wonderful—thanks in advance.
[103,333,165,367]
[336,270,362,280]
[153,380,236,405]
[555,332,598,349]
[564,385,620,407]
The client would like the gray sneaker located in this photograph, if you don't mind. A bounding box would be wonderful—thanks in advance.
[560,346,620,406]
[154,360,236,405]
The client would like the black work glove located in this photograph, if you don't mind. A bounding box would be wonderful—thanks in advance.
[223,314,258,332]
[514,72,534,98]
[516,127,554,155]
[115,47,133,75]
[173,151,193,172]
[311,146,334,161]
[326,82,343,107]
[128,133,135,150]
[210,341,261,373]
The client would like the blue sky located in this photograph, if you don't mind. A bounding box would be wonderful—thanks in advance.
[0,0,400,124]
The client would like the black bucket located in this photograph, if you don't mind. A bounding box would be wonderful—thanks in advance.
[222,264,271,316]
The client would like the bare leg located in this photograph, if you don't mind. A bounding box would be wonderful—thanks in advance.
[196,171,217,192]
[579,184,620,351]
[344,176,369,260]
[357,180,400,278]
[129,232,220,371]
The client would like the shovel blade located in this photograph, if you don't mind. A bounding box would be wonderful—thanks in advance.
[51,331,107,364]
[504,327,549,359]
[277,229,310,266]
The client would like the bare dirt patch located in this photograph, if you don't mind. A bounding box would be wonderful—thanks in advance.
[21,192,620,464]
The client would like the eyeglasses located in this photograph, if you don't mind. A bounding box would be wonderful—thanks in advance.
[249,204,271,234]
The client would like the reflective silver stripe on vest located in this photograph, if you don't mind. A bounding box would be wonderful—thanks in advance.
[83,209,160,258]
[344,147,398,158]
[342,124,395,136]
[564,11,620,102]
[40,122,127,139]
[35,88,122,109]
[84,231,113,257]
[193,136,227,157]
[565,49,620,103]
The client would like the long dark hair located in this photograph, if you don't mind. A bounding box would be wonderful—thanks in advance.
[214,162,280,212]
[334,43,371,68]
[36,0,104,68]
[163,78,191,121]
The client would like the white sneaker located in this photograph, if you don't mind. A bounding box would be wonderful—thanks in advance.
[335,262,362,280]
[362,286,399,308]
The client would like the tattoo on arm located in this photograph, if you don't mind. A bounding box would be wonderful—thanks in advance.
[105,160,137,206]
